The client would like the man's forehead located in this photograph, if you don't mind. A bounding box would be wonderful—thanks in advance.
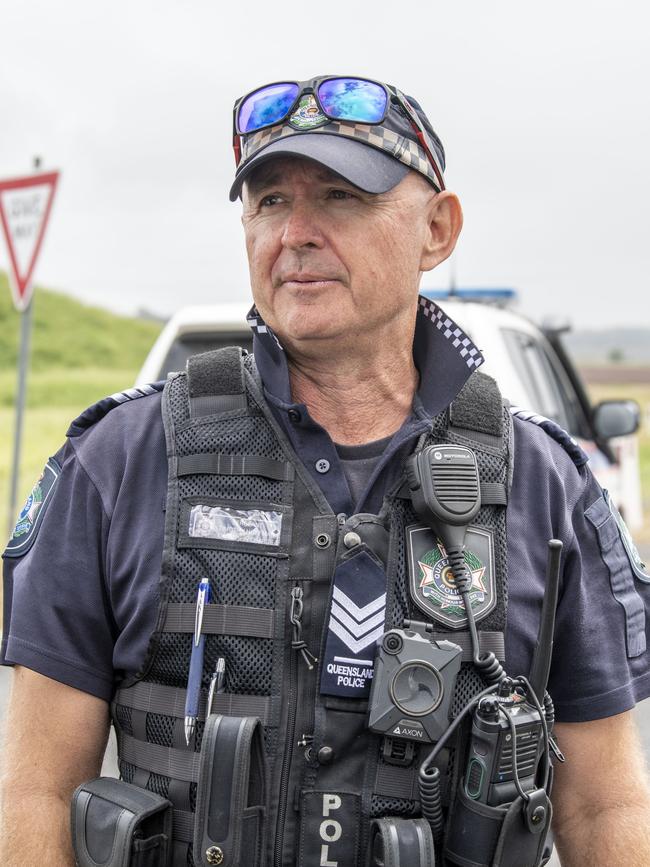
[244,157,355,194]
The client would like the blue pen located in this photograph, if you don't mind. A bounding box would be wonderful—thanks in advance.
[184,578,210,745]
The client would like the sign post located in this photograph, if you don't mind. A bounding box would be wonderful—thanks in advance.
[1,161,59,538]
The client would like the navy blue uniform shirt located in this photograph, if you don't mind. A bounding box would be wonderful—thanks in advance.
[3,297,650,722]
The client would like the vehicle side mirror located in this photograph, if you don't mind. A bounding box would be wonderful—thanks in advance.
[592,400,640,439]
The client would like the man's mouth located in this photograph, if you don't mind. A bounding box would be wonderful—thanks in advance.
[280,274,341,287]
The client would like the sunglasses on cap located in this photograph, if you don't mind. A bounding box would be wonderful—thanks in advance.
[232,75,445,191]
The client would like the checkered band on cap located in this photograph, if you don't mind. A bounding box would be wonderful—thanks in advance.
[240,119,440,190]
[418,297,485,369]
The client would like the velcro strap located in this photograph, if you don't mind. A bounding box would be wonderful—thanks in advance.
[177,453,294,481]
[479,482,508,505]
[163,603,275,638]
[450,372,503,436]
[119,733,200,783]
[114,681,273,725]
[432,630,505,662]
[189,393,248,416]
[396,480,507,505]
[374,762,419,800]
[187,348,247,417]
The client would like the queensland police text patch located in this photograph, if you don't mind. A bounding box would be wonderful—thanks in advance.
[320,549,386,699]
[4,458,61,558]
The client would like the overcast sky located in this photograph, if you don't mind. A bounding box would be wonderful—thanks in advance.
[1,0,648,329]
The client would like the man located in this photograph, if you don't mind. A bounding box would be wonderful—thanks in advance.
[2,75,650,867]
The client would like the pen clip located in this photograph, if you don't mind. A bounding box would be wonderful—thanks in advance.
[194,580,210,646]
[207,657,226,717]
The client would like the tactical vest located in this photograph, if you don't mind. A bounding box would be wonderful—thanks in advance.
[111,348,511,867]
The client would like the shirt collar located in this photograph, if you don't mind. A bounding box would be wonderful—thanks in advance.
[246,294,484,418]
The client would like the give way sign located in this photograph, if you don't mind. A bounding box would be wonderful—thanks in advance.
[0,171,60,311]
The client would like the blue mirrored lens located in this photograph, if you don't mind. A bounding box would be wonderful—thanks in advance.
[318,78,387,123]
[238,83,300,133]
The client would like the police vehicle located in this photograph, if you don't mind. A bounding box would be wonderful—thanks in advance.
[136,288,642,529]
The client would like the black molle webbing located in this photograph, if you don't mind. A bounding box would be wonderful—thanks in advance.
[172,810,194,843]
[119,734,200,783]
[450,372,503,436]
[187,347,247,417]
[162,603,275,638]
[114,682,272,725]
[177,452,294,481]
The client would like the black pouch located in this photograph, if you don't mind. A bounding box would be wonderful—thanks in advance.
[71,777,172,867]
[193,714,266,867]
[367,817,436,867]
[443,787,552,867]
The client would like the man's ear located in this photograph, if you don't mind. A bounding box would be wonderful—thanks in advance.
[420,191,463,272]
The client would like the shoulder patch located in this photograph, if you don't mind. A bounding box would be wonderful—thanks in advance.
[603,489,650,583]
[509,405,589,467]
[4,457,61,558]
[66,381,165,437]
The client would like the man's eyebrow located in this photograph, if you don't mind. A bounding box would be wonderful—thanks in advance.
[245,167,282,195]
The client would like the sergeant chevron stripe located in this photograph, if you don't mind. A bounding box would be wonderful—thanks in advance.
[332,587,386,621]
[320,549,388,698]
[328,588,386,654]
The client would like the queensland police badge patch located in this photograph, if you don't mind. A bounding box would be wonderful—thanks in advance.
[4,457,61,558]
[406,523,496,628]
[289,94,329,130]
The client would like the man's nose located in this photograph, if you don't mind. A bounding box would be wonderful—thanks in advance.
[280,201,325,250]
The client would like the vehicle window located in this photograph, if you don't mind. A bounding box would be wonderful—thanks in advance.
[158,332,253,379]
[501,329,573,431]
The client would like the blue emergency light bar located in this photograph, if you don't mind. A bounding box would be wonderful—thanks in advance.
[421,288,518,303]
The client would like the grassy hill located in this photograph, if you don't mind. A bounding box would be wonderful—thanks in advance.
[0,273,164,538]
[0,272,163,407]
[0,271,162,372]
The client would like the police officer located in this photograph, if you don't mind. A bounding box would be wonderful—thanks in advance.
[2,75,650,867]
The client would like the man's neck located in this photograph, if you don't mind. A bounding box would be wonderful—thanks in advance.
[287,337,419,446]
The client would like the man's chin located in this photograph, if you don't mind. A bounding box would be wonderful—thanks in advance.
[274,309,350,349]
[273,300,348,339]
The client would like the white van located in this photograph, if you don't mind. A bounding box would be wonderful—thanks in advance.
[136,289,642,529]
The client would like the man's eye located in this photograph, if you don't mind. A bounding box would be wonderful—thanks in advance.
[328,189,355,200]
[260,194,283,207]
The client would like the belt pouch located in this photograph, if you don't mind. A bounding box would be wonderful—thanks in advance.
[193,714,266,867]
[367,818,435,867]
[71,777,172,867]
[444,787,552,867]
